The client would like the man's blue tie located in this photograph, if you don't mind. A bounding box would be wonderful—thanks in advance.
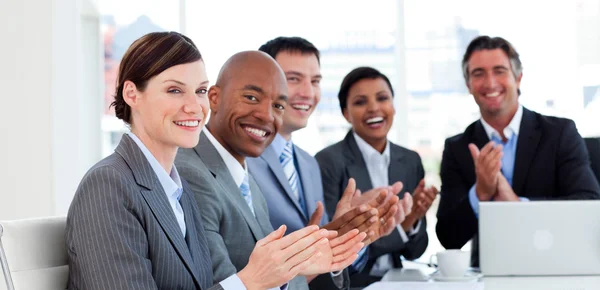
[280,141,307,216]
[240,173,255,216]
[280,141,300,198]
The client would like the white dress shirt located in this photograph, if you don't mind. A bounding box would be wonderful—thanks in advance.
[353,132,420,276]
[203,128,248,189]
[480,104,522,141]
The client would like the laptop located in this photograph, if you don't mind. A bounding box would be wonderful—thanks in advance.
[479,200,600,276]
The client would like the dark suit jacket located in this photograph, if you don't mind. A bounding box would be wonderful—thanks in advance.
[66,134,218,290]
[436,107,600,266]
[584,137,600,183]
[248,139,349,290]
[315,131,429,287]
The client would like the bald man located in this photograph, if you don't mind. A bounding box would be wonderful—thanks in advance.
[176,51,378,289]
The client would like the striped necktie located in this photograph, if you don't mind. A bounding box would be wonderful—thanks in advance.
[280,141,300,200]
[240,173,255,216]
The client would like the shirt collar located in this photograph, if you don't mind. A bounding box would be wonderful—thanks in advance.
[203,127,247,188]
[353,132,390,166]
[480,104,523,141]
[271,133,290,158]
[126,132,182,200]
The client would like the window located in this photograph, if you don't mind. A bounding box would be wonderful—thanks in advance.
[97,0,600,261]
[99,0,182,155]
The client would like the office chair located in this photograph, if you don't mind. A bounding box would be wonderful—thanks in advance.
[0,217,68,290]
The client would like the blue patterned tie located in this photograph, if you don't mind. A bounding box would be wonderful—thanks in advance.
[351,246,369,274]
[280,141,300,200]
[240,173,255,216]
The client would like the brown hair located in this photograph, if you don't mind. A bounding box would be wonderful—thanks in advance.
[110,31,202,124]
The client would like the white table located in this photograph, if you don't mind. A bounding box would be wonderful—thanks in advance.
[366,268,600,290]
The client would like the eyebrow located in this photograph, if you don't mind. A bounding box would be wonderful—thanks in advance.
[242,84,265,94]
[164,79,186,85]
[351,94,367,100]
[285,70,323,80]
[163,79,210,86]
[471,65,509,74]
[242,84,287,102]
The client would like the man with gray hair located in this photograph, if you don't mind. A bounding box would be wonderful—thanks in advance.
[435,35,600,266]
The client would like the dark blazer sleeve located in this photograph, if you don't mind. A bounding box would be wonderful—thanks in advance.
[398,156,428,261]
[435,138,479,251]
[315,150,344,219]
[309,269,349,290]
[66,166,159,290]
[542,120,600,200]
[370,152,428,261]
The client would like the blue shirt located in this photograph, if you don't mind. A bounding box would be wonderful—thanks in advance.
[469,105,529,217]
[127,132,185,236]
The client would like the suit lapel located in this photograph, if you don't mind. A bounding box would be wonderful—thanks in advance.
[115,135,201,287]
[463,121,492,182]
[249,175,275,237]
[388,144,408,191]
[195,132,266,241]
[179,189,208,288]
[343,131,374,191]
[295,147,316,221]
[261,145,307,220]
[512,108,541,195]
[473,121,491,149]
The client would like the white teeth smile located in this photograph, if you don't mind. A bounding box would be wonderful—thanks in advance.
[292,104,310,111]
[366,117,384,124]
[245,127,267,137]
[486,92,501,97]
[174,120,199,127]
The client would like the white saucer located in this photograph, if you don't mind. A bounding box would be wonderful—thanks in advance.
[431,271,482,282]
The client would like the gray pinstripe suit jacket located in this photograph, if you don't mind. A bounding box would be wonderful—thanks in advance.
[66,134,222,290]
[176,131,309,290]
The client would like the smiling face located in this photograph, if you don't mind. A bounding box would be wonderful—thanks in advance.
[125,60,209,154]
[466,48,521,120]
[274,51,322,137]
[343,77,395,150]
[208,52,288,163]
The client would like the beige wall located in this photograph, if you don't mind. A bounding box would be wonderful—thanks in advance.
[0,0,102,220]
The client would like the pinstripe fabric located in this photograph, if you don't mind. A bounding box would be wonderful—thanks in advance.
[176,131,309,290]
[66,134,222,290]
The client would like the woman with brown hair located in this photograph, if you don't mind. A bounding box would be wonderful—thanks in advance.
[66,32,329,290]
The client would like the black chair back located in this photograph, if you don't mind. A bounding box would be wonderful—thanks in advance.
[584,137,600,184]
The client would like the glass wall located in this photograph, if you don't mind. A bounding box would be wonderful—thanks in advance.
[99,0,182,156]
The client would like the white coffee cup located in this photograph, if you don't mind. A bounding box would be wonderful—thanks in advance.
[430,250,470,277]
